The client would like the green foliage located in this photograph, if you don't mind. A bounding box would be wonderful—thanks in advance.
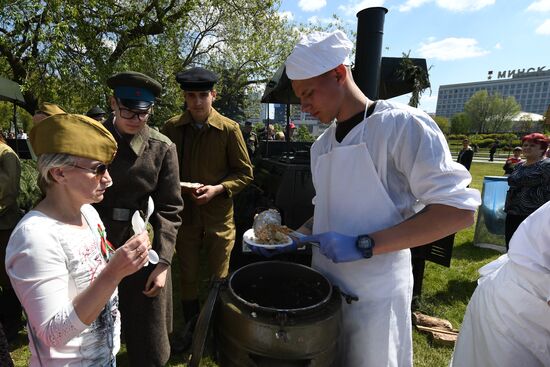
[447,134,468,141]
[464,90,521,133]
[448,132,521,150]
[396,51,431,108]
[0,102,33,134]
[450,112,472,134]
[295,125,315,142]
[17,159,42,212]
[432,116,450,134]
[0,0,297,124]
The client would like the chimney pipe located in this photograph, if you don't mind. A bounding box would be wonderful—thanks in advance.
[354,7,388,99]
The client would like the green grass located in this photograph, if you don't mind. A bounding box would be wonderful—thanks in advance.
[9,162,505,366]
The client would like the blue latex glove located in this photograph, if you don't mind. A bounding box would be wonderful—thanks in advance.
[301,231,362,263]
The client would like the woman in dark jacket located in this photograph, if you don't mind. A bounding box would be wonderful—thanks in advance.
[504,133,550,250]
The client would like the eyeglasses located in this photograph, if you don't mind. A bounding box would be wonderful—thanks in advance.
[73,163,109,176]
[118,107,150,120]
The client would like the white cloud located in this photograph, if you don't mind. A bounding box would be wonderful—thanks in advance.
[417,37,490,60]
[494,42,502,49]
[399,0,432,12]
[397,0,494,12]
[435,0,495,12]
[527,0,550,12]
[338,0,386,17]
[298,0,327,12]
[278,11,294,21]
[307,15,335,26]
[535,19,550,34]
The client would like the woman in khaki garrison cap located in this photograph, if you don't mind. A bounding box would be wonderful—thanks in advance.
[5,113,150,367]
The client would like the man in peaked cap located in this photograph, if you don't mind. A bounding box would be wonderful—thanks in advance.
[252,30,481,366]
[93,71,183,366]
[162,66,253,353]
[86,106,107,122]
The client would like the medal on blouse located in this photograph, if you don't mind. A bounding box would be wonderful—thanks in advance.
[97,223,115,262]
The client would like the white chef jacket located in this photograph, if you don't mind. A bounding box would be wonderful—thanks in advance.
[452,201,550,367]
[309,100,481,367]
[507,199,550,275]
[311,100,481,216]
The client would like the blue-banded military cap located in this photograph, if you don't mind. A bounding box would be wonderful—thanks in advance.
[106,71,162,110]
[175,67,218,91]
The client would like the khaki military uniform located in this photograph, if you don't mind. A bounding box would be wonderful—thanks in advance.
[162,108,253,300]
[0,143,23,340]
[94,115,183,367]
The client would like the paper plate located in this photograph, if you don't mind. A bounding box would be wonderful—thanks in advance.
[242,228,293,249]
[180,182,203,189]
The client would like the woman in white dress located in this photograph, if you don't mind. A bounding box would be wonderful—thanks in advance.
[5,113,150,367]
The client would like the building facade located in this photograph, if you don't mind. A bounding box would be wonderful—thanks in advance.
[436,68,550,118]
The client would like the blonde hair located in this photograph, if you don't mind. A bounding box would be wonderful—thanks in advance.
[37,153,76,189]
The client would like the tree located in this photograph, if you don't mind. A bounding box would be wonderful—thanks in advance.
[464,90,520,133]
[0,0,297,124]
[514,114,534,132]
[396,51,431,108]
[490,93,521,132]
[295,125,314,142]
[450,112,472,134]
[432,115,450,135]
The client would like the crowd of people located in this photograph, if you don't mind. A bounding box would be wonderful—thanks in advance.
[0,29,549,367]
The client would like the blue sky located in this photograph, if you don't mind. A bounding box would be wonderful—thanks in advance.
[278,0,550,114]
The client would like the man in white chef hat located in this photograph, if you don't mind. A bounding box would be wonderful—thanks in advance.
[282,30,481,366]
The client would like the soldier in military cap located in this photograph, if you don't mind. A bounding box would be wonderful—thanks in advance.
[86,106,107,122]
[32,102,65,124]
[93,71,183,366]
[162,66,253,353]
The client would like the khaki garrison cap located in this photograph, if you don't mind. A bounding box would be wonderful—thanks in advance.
[36,102,66,116]
[30,113,117,164]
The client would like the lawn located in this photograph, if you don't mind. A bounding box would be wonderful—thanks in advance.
[9,162,505,367]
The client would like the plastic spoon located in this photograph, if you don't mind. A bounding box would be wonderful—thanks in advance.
[131,198,159,266]
[144,197,159,264]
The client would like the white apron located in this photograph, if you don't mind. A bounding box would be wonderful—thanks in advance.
[312,113,413,367]
[452,256,550,367]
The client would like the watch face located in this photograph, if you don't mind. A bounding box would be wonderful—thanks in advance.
[356,235,374,258]
[357,235,372,249]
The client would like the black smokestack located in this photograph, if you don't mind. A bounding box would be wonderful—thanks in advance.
[354,7,388,99]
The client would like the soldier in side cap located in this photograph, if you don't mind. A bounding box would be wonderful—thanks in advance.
[93,71,183,366]
[162,66,253,353]
[32,102,66,124]
[27,102,67,160]
[251,30,481,366]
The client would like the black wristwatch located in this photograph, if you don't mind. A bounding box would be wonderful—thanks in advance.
[356,234,375,259]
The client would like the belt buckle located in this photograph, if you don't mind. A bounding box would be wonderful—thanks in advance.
[112,208,131,221]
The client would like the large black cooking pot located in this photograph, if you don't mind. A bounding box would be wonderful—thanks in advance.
[216,261,342,367]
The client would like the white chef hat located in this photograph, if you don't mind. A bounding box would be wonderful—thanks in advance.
[285,30,353,81]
